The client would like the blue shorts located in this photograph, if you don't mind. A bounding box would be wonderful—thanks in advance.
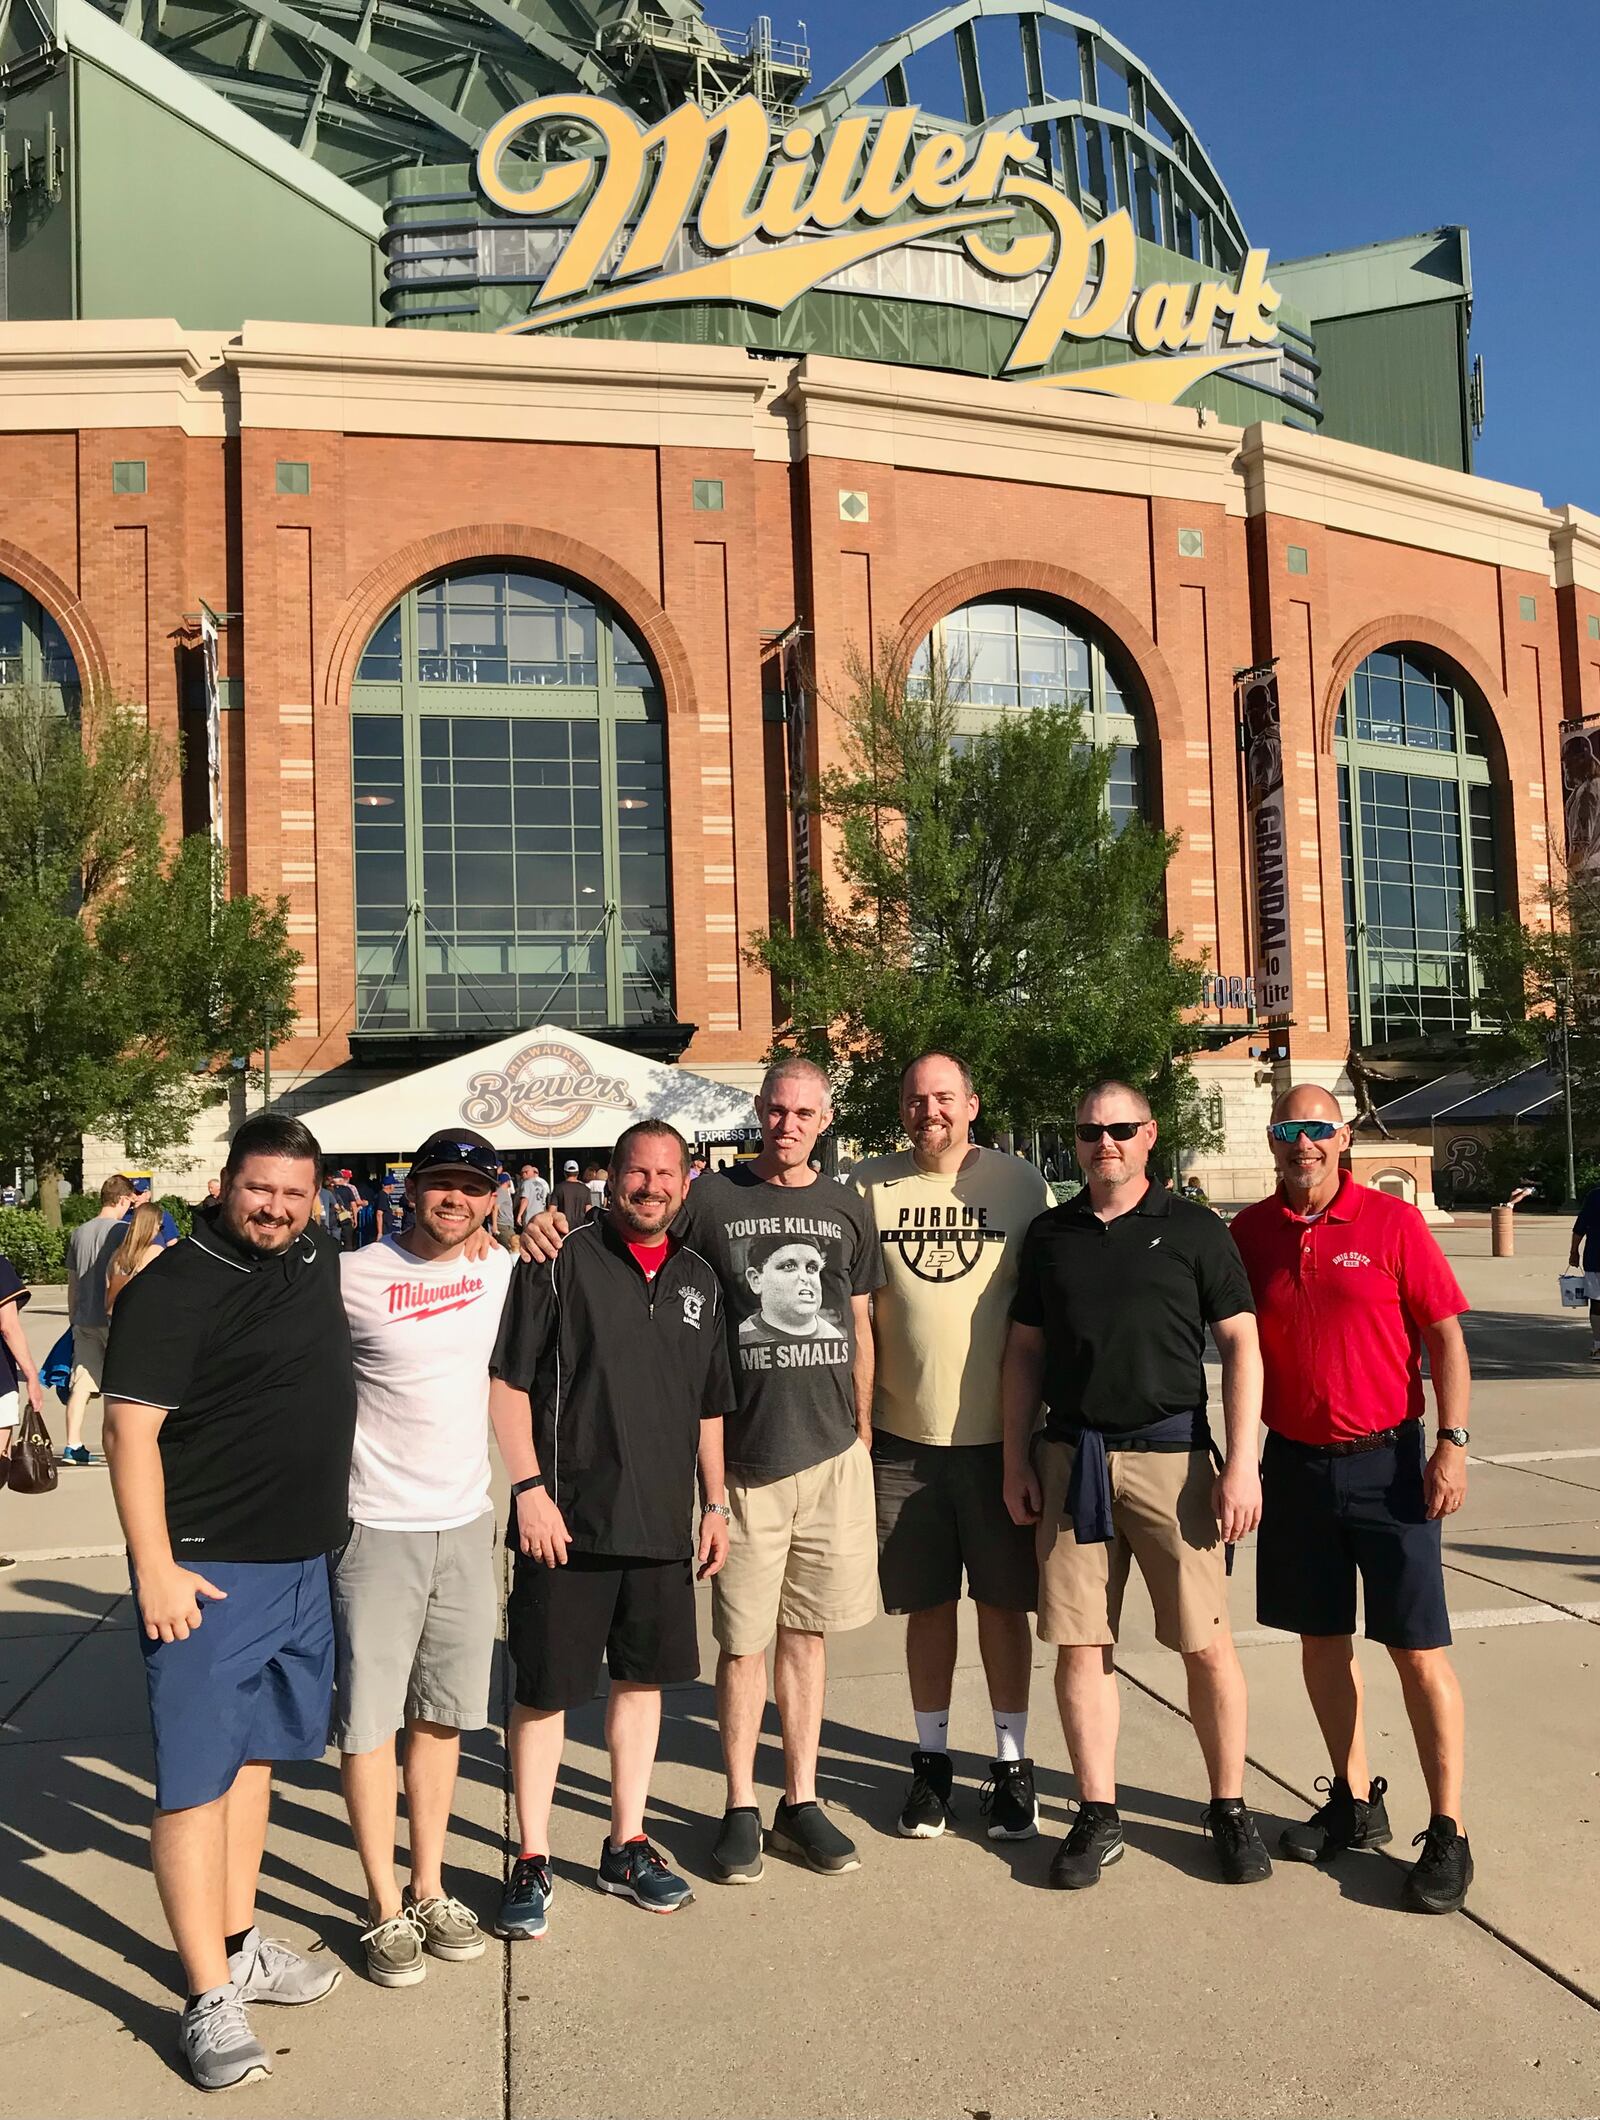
[1256,1423,1451,1650]
[136,1557,334,1810]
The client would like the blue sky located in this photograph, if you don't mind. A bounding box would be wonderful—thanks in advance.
[797,0,1600,510]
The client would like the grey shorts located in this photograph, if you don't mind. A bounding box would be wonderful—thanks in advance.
[872,1433,1038,1615]
[330,1517,499,1754]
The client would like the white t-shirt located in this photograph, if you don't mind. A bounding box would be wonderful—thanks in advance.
[518,1174,548,1216]
[339,1236,514,1531]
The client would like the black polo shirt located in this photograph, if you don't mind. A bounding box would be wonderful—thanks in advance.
[1010,1183,1254,1438]
[102,1215,356,1563]
[490,1216,736,1561]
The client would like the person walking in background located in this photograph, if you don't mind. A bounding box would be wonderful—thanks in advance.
[489,1120,732,1938]
[1568,1182,1600,1358]
[120,1176,179,1253]
[105,1203,165,1316]
[515,1162,548,1231]
[551,1160,591,1225]
[850,1051,1049,1843]
[329,1168,363,1251]
[1231,1085,1476,1915]
[62,1175,135,1464]
[335,1130,511,1989]
[102,1115,353,2093]
[1001,1081,1271,1891]
[1,1249,45,1567]
[584,1163,609,1217]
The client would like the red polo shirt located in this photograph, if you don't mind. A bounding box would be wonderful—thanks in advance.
[1229,1174,1468,1445]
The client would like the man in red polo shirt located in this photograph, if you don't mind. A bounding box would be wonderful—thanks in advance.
[1230,1084,1474,1915]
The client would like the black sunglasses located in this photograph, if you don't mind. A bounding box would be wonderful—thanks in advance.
[1075,1121,1146,1143]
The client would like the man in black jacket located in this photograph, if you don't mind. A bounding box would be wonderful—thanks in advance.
[488,1119,734,1936]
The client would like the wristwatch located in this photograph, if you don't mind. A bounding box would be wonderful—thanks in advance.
[1436,1427,1470,1448]
[511,1474,546,1497]
[702,1501,731,1522]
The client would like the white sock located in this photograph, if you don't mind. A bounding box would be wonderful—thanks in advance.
[992,1710,1028,1763]
[913,1708,950,1756]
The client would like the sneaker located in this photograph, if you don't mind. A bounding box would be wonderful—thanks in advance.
[1203,1798,1273,1884]
[709,1806,764,1884]
[178,1984,271,2091]
[1403,1816,1474,1914]
[1279,1774,1391,1863]
[360,1907,427,1988]
[897,1750,954,1839]
[405,1891,486,1962]
[767,1798,861,1874]
[497,1855,553,1941]
[228,1925,341,2006]
[61,1445,93,1467]
[596,1836,693,1913]
[979,1758,1039,1842]
[1048,1803,1124,1890]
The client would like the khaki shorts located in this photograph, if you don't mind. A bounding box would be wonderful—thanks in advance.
[69,1322,109,1395]
[713,1440,880,1655]
[1035,1437,1229,1655]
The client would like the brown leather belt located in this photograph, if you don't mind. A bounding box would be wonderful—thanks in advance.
[1273,1420,1416,1459]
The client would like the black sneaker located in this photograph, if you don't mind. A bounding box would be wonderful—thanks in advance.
[1048,1803,1124,1890]
[1403,1816,1474,1914]
[709,1806,764,1885]
[897,1751,954,1839]
[767,1799,861,1874]
[596,1837,693,1913]
[1203,1798,1273,1884]
[979,1758,1039,1841]
[1279,1774,1391,1863]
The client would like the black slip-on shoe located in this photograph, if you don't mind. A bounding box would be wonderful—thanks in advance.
[709,1806,764,1884]
[768,1799,861,1874]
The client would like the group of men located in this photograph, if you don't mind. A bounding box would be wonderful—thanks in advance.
[96,1051,1476,2094]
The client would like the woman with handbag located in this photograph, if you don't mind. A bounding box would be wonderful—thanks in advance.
[105,1203,164,1315]
[1,1248,51,1567]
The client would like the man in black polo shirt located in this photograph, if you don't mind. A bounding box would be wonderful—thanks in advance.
[1000,1080,1272,1890]
[102,1114,355,2092]
[488,1119,734,1941]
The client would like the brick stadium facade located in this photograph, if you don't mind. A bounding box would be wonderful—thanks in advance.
[2,320,1597,1197]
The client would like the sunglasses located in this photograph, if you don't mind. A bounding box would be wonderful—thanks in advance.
[1268,1119,1341,1144]
[1075,1121,1146,1143]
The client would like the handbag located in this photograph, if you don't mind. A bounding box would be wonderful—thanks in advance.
[7,1393,59,1494]
[1560,1272,1593,1310]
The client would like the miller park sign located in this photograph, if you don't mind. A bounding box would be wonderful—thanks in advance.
[475,94,1282,404]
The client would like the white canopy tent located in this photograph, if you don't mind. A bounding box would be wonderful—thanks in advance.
[302,1024,757,1162]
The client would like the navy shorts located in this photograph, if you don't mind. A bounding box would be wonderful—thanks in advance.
[1257,1423,1451,1650]
[136,1557,334,1810]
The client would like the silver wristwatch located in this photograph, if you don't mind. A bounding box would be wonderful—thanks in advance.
[1436,1426,1470,1448]
[703,1501,731,1522]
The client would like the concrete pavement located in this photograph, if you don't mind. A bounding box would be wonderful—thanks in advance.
[4,1217,1599,2118]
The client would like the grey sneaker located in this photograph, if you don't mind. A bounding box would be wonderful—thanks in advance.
[405,1892,487,1962]
[227,1926,341,2006]
[360,1908,428,1989]
[178,1984,271,2091]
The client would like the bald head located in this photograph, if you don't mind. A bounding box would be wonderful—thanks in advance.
[1270,1084,1344,1126]
[1267,1081,1349,1206]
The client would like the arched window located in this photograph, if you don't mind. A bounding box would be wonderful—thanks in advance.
[351,568,672,1035]
[0,576,78,707]
[910,597,1146,826]
[1335,646,1500,1046]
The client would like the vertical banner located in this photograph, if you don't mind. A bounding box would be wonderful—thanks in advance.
[785,644,812,914]
[199,601,223,851]
[1561,716,1600,882]
[1237,664,1293,1016]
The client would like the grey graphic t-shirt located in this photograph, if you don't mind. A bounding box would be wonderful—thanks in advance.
[678,1168,884,1483]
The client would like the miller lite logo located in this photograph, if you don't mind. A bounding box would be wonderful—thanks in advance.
[461,1039,636,1140]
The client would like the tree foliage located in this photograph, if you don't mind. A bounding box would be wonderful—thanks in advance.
[0,691,300,1213]
[1464,873,1600,1101]
[752,644,1220,1158]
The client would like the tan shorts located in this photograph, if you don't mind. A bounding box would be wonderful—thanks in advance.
[1035,1437,1229,1655]
[69,1322,109,1395]
[712,1439,880,1655]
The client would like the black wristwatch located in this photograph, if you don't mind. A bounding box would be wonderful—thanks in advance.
[511,1474,546,1498]
[1436,1427,1470,1448]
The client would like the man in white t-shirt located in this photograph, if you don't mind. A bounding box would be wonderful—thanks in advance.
[335,1127,513,1991]
[515,1162,548,1230]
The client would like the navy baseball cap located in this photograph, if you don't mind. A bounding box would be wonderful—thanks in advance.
[409,1128,500,1182]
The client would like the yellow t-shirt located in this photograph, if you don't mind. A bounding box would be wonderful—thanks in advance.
[849,1147,1053,1448]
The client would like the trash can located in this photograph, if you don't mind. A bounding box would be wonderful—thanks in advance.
[1490,1205,1515,1258]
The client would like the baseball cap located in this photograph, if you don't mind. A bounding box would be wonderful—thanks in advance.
[563,1159,580,1174]
[409,1128,500,1183]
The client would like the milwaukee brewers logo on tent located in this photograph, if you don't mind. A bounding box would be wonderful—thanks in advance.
[882,1212,1008,1284]
[461,1038,637,1138]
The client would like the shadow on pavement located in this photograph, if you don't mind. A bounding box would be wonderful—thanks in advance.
[1458,1310,1598,1380]
[1449,1539,1600,1582]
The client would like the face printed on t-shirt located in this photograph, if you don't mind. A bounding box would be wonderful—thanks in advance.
[731,1225,849,1361]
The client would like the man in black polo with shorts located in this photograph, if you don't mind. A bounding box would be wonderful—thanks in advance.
[102,1114,354,2093]
[488,1119,734,1939]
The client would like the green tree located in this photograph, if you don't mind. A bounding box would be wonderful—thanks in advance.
[0,689,300,1221]
[752,643,1220,1159]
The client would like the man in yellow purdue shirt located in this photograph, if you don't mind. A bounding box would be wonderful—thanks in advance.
[850,1052,1051,1842]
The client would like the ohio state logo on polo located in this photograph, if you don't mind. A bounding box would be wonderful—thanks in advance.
[460,1038,636,1139]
